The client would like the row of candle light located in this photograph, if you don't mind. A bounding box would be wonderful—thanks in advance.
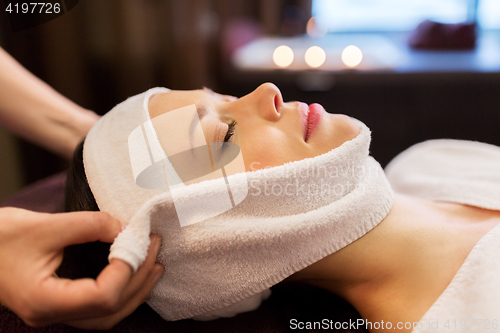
[272,44,364,69]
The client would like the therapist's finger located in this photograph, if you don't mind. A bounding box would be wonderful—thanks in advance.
[39,234,161,325]
[66,263,164,330]
[116,235,162,300]
[42,211,122,248]
[65,236,163,329]
[33,258,134,325]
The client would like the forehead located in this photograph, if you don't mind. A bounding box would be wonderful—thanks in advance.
[149,89,210,119]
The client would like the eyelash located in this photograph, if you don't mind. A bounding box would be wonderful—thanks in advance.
[223,121,236,142]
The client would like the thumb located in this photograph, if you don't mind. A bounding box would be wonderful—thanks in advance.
[43,211,123,249]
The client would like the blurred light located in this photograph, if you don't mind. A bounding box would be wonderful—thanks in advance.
[273,45,294,67]
[306,16,327,38]
[341,45,363,68]
[305,46,326,68]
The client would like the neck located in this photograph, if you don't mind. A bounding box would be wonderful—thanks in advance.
[286,193,490,329]
[286,195,417,284]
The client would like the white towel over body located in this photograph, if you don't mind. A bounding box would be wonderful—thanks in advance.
[385,139,500,333]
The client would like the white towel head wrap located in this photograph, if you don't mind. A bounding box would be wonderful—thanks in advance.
[83,87,394,321]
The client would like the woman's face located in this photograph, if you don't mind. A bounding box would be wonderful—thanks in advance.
[149,83,360,171]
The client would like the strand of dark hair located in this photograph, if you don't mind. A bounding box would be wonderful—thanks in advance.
[64,139,99,212]
[58,139,110,279]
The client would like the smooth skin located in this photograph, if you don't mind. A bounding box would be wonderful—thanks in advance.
[0,47,164,329]
[149,83,500,332]
[149,82,360,172]
[0,47,98,159]
[0,208,163,329]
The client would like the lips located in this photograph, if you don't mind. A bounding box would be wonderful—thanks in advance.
[300,103,324,142]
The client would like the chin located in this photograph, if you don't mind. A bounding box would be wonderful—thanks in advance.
[309,114,360,150]
[334,114,361,140]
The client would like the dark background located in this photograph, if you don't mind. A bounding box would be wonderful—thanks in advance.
[0,0,499,187]
[0,1,499,332]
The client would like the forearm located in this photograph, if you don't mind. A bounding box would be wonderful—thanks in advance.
[0,47,98,159]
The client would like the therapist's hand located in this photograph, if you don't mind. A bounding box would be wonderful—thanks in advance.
[0,207,164,330]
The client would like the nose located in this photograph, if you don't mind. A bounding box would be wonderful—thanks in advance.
[238,82,282,122]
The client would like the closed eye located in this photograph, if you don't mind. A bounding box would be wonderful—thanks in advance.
[223,121,236,142]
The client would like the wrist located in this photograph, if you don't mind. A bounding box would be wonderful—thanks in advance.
[58,107,100,159]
